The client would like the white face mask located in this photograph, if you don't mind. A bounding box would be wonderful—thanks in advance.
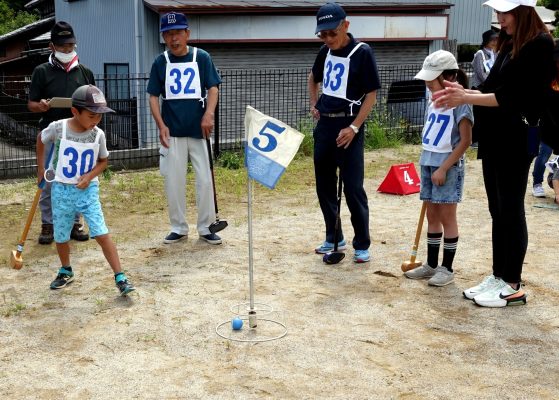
[54,50,77,64]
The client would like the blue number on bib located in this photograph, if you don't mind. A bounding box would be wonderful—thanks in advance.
[169,68,182,94]
[422,113,451,146]
[252,121,286,153]
[323,61,345,91]
[183,67,196,94]
[323,61,332,88]
[80,149,95,175]
[63,147,79,178]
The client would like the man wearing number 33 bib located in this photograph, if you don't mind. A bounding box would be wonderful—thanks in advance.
[147,12,222,245]
[308,3,381,263]
[36,85,136,296]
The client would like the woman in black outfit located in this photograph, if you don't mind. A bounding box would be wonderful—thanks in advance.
[433,0,555,307]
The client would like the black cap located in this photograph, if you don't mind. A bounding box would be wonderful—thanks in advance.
[554,39,559,61]
[482,29,498,46]
[72,85,115,114]
[51,21,76,45]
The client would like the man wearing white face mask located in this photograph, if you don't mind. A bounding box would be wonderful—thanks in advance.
[28,21,95,245]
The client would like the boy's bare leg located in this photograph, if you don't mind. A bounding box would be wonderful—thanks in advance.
[95,234,122,274]
[56,242,71,266]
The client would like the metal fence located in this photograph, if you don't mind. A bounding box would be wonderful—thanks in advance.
[0,63,473,179]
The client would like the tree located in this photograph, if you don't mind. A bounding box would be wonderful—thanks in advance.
[0,0,38,36]
[539,0,559,10]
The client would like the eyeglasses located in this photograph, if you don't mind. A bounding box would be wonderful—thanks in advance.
[316,21,344,39]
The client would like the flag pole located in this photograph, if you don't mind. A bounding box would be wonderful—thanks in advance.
[247,176,257,328]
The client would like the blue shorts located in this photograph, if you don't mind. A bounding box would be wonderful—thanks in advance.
[51,182,108,243]
[420,164,464,204]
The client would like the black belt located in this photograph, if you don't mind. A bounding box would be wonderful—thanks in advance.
[321,111,352,118]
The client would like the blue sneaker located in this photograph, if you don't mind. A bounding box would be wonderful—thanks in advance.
[353,249,370,263]
[115,273,136,296]
[164,232,187,244]
[50,267,74,289]
[200,233,222,245]
[315,239,347,254]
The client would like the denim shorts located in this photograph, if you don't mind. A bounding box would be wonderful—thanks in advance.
[420,164,464,204]
[51,182,108,243]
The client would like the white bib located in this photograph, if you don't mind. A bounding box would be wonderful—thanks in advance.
[164,47,202,100]
[54,119,100,184]
[322,42,364,100]
[421,102,454,153]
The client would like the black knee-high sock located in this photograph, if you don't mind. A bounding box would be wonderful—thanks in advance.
[427,232,442,269]
[442,236,459,272]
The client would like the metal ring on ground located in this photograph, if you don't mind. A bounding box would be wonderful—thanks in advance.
[216,317,288,343]
[229,302,274,317]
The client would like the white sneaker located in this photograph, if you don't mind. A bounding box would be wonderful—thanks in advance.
[404,264,437,279]
[463,275,500,300]
[532,183,546,198]
[473,281,527,308]
[428,267,454,286]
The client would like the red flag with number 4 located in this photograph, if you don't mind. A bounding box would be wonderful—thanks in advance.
[377,163,421,195]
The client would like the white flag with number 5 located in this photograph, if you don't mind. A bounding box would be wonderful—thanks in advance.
[244,105,304,189]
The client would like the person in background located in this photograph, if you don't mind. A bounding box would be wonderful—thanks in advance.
[471,29,498,148]
[471,29,498,90]
[308,2,380,263]
[433,0,555,307]
[532,39,559,198]
[28,21,94,245]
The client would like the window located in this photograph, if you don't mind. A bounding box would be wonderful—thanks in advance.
[104,64,129,100]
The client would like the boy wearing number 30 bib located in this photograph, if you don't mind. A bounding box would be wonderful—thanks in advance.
[404,51,473,287]
[36,85,135,296]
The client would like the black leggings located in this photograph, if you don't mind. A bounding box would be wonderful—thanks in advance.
[482,155,532,283]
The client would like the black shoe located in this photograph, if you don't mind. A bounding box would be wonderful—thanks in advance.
[70,224,89,241]
[50,267,74,290]
[38,224,54,245]
[163,232,187,244]
[200,233,222,245]
[116,278,136,296]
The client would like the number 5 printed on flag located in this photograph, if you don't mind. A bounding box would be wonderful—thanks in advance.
[252,121,286,153]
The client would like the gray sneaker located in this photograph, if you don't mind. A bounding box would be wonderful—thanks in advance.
[428,267,455,286]
[404,264,437,279]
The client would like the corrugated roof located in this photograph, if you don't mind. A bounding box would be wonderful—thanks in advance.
[143,0,453,14]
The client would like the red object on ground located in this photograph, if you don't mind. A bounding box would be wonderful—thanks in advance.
[377,163,421,195]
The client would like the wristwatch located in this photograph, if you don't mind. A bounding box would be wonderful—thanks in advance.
[349,124,359,134]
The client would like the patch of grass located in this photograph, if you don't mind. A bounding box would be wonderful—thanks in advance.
[3,303,26,317]
[364,108,409,150]
[217,151,243,170]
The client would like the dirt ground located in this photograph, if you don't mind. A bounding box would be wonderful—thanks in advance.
[1,146,558,399]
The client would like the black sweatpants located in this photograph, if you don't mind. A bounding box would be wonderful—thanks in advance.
[313,116,370,250]
[482,155,533,283]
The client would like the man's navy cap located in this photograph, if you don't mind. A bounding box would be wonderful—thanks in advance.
[315,3,346,34]
[160,12,189,32]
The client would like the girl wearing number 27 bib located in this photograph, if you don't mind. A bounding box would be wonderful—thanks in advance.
[404,51,473,288]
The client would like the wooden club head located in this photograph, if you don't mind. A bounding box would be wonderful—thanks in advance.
[10,250,23,270]
[401,260,422,272]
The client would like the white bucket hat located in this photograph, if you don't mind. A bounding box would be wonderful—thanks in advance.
[483,0,536,12]
[414,50,458,81]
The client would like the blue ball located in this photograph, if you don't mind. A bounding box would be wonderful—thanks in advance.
[232,317,243,330]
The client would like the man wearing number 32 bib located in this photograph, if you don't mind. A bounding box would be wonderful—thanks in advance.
[148,12,222,246]
[308,3,381,263]
[36,85,136,296]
